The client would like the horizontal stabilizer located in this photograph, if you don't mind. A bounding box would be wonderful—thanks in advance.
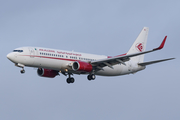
[138,58,175,66]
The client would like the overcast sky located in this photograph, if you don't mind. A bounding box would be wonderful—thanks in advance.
[0,0,180,120]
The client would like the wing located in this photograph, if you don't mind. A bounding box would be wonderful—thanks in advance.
[91,36,167,70]
[138,58,175,66]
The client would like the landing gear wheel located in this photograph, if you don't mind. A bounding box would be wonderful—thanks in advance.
[69,77,74,83]
[91,74,96,80]
[87,74,96,80]
[20,70,25,74]
[66,78,71,84]
[87,75,92,80]
[66,77,75,84]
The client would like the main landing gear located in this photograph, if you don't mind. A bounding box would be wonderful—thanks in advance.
[66,74,75,84]
[65,73,96,84]
[87,74,96,80]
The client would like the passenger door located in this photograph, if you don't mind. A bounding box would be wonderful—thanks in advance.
[28,47,35,58]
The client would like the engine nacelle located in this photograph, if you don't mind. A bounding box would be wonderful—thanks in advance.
[72,61,93,72]
[37,68,59,78]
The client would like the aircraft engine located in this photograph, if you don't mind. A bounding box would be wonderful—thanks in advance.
[37,68,59,78]
[72,61,92,72]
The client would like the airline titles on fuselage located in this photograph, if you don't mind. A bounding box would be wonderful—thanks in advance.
[39,48,96,61]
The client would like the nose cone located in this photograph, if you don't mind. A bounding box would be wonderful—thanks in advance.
[7,53,14,61]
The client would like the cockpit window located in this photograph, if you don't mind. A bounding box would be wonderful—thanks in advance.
[13,50,23,52]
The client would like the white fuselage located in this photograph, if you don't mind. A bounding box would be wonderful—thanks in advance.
[7,47,145,76]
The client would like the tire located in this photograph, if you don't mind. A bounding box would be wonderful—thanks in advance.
[20,70,25,74]
[70,78,75,83]
[66,78,71,84]
[91,74,96,80]
[87,75,92,80]
[87,74,96,80]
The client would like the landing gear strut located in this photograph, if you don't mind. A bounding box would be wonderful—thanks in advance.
[15,63,25,74]
[87,74,96,80]
[66,74,75,84]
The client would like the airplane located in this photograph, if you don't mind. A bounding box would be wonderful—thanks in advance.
[7,27,174,84]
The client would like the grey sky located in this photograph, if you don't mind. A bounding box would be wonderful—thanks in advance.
[1,0,179,120]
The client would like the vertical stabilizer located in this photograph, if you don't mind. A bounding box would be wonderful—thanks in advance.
[127,27,149,63]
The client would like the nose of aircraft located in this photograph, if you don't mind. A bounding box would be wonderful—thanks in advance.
[7,53,14,61]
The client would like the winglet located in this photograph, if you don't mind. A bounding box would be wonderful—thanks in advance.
[153,36,167,50]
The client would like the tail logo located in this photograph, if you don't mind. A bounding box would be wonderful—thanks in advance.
[136,43,144,52]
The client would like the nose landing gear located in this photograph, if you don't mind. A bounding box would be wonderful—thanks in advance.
[20,69,25,74]
[15,63,25,74]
